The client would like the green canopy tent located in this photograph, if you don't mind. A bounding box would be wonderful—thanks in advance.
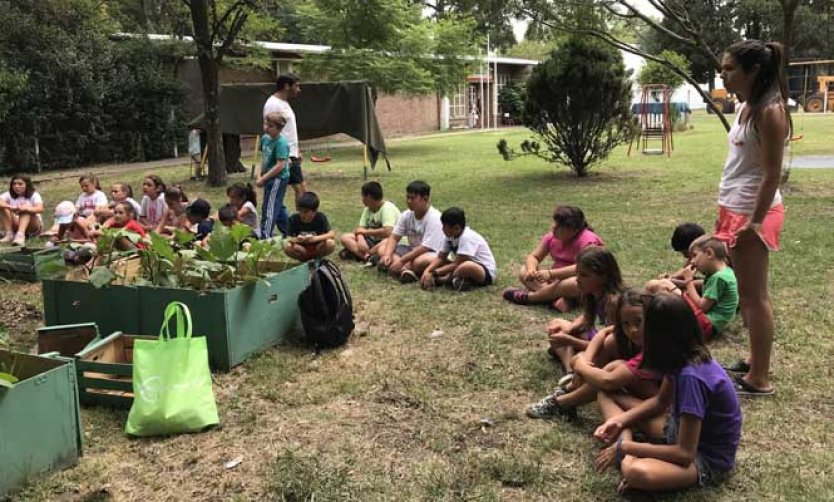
[189,80,390,176]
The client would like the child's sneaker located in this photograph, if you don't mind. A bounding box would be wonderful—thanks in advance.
[449,277,475,292]
[502,287,529,305]
[399,269,419,284]
[526,393,578,420]
[338,248,353,261]
[363,255,380,269]
[12,233,25,246]
[1,232,14,243]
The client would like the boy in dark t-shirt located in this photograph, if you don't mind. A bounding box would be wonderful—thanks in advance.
[284,191,335,262]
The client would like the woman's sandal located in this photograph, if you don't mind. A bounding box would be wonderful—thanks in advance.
[733,374,775,397]
[723,359,751,374]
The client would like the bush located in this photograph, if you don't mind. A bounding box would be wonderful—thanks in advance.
[0,1,186,172]
[498,37,635,177]
[498,81,525,123]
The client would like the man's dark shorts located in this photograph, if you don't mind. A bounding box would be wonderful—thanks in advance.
[289,157,304,185]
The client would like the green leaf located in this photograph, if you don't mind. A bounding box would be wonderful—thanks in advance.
[0,371,19,388]
[208,225,238,261]
[230,222,254,244]
[173,228,196,246]
[149,232,176,262]
[88,267,117,288]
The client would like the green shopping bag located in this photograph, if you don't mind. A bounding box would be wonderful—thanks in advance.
[125,301,219,437]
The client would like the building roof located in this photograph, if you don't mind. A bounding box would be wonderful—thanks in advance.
[112,33,538,66]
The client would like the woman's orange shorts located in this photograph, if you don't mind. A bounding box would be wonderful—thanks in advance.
[714,204,784,252]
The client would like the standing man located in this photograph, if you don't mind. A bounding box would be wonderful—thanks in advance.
[263,73,307,200]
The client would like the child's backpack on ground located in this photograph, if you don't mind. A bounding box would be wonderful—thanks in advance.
[298,259,354,350]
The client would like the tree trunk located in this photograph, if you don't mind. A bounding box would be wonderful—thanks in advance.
[781,0,797,64]
[188,0,227,187]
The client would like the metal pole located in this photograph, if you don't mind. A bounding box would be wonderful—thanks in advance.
[486,33,490,129]
[494,49,499,128]
[479,49,484,129]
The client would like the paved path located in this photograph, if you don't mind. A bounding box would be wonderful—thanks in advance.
[791,155,834,169]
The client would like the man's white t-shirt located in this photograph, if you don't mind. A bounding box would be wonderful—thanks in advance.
[393,206,445,252]
[442,226,497,279]
[263,95,299,158]
[1,191,44,224]
[76,190,108,217]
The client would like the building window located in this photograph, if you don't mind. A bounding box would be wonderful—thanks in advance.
[449,86,467,120]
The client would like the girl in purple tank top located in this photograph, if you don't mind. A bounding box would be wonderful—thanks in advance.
[594,294,742,494]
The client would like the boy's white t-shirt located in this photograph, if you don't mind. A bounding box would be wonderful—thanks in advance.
[241,201,261,238]
[76,190,108,217]
[393,206,445,252]
[1,191,44,224]
[140,194,167,226]
[442,226,497,279]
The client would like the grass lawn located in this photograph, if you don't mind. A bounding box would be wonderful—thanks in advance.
[4,111,834,501]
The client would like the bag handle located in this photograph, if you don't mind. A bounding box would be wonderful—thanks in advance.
[158,301,193,341]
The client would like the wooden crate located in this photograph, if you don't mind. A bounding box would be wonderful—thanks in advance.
[0,350,83,496]
[37,323,99,357]
[0,246,62,282]
[74,332,155,408]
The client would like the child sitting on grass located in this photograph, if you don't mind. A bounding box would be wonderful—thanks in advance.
[503,206,604,311]
[378,180,445,283]
[139,175,166,230]
[419,207,496,291]
[95,201,147,250]
[527,289,660,421]
[646,222,706,292]
[227,182,260,238]
[50,200,94,244]
[75,174,107,226]
[284,191,335,261]
[218,204,238,228]
[646,236,738,340]
[339,181,401,263]
[96,182,141,224]
[546,246,623,374]
[155,186,189,236]
[185,199,214,245]
[1,175,44,246]
[594,293,741,494]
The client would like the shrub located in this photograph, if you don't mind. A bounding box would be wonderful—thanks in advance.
[497,37,636,177]
[637,50,691,89]
[498,81,525,123]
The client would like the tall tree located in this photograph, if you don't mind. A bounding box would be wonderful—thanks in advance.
[181,0,279,186]
[296,0,477,97]
[420,0,518,50]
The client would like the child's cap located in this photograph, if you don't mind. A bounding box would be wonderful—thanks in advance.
[54,201,76,225]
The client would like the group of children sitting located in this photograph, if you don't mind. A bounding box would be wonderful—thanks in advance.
[494,211,742,494]
[3,169,745,494]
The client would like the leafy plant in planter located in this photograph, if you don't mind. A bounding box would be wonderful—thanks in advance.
[85,223,286,291]
[0,332,19,388]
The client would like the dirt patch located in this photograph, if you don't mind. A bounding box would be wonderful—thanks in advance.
[0,298,42,327]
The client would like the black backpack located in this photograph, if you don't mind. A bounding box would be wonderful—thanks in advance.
[298,259,354,350]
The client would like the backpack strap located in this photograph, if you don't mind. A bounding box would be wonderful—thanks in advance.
[321,260,352,310]
[310,265,330,319]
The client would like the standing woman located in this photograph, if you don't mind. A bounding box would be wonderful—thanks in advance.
[716,40,788,396]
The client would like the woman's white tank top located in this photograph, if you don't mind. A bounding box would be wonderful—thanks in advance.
[718,103,784,214]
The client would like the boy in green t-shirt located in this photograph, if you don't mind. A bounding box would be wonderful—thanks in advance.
[680,236,739,339]
[257,112,290,238]
[339,181,401,263]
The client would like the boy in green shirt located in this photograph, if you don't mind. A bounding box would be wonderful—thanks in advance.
[339,181,401,263]
[680,236,739,339]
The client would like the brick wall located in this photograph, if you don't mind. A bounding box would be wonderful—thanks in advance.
[374,93,439,136]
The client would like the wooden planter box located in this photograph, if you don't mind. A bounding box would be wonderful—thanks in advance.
[42,263,309,372]
[37,323,100,357]
[0,350,83,496]
[0,246,62,282]
[74,332,155,409]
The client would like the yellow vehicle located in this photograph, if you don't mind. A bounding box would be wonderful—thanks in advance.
[804,76,834,113]
[709,88,736,114]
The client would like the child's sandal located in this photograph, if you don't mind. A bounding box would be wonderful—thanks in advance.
[502,287,529,305]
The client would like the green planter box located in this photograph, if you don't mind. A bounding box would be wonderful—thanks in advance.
[42,263,308,372]
[0,350,83,496]
[0,246,62,282]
